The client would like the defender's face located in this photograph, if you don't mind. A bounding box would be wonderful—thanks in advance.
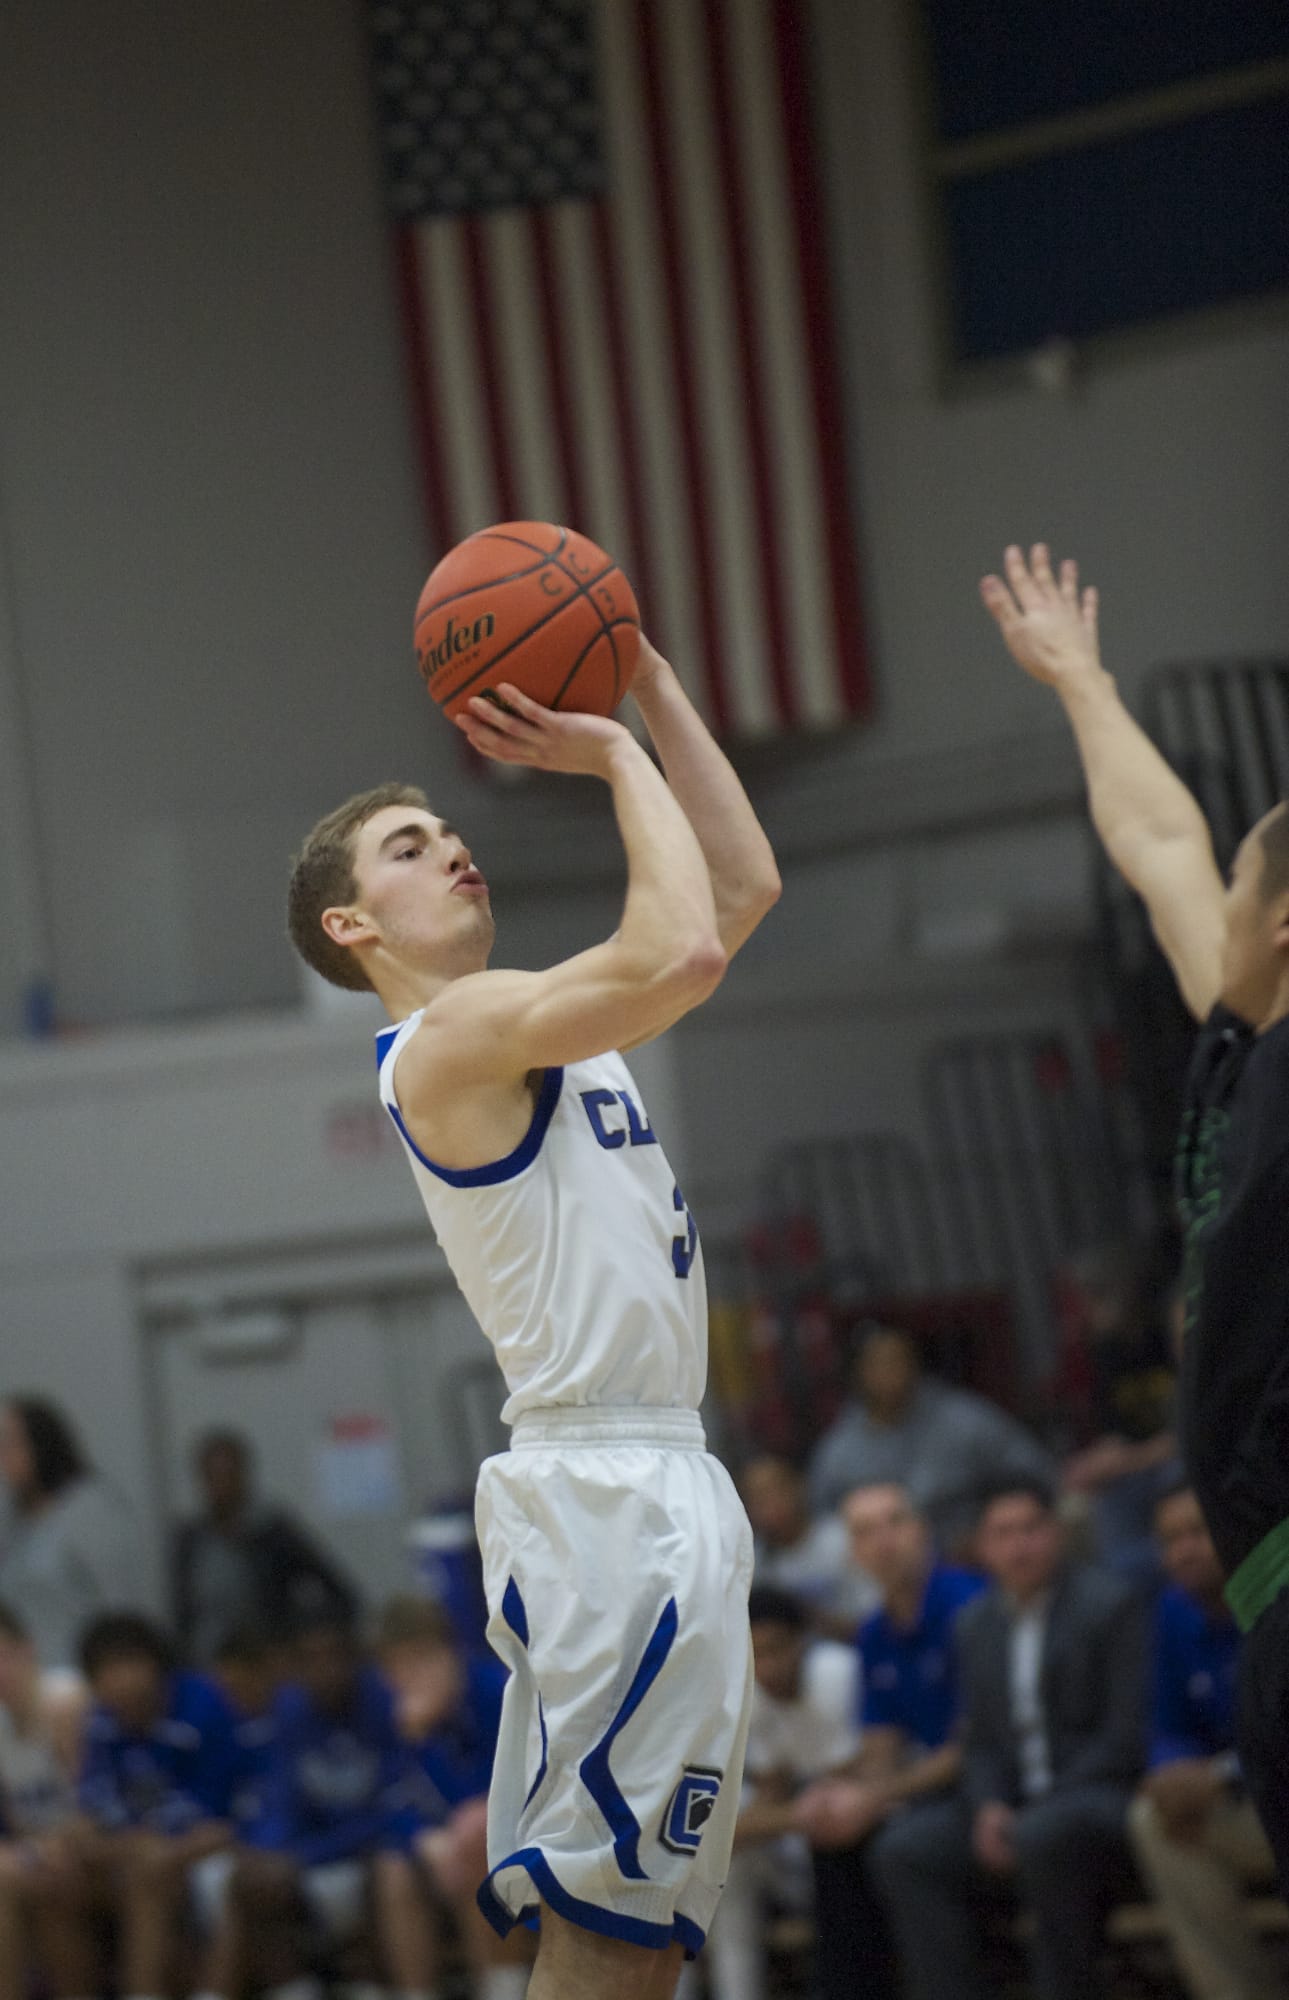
[348,805,494,967]
[1221,809,1289,1023]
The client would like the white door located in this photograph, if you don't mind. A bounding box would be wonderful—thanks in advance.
[150,1281,504,1618]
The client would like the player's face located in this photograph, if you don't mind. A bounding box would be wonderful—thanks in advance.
[1156,1490,1223,1600]
[1221,809,1289,1022]
[350,805,494,970]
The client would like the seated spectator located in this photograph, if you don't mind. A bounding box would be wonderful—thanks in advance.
[690,1585,892,2000]
[806,1325,1055,1555]
[174,1428,358,1664]
[0,1599,88,2000]
[209,1624,280,1841]
[379,1595,529,2000]
[223,1608,417,2000]
[1129,1482,1280,2000]
[742,1455,879,1637]
[1060,1246,1180,1591]
[77,1610,237,2000]
[798,1483,985,1856]
[874,1476,1148,2000]
[0,1395,148,1671]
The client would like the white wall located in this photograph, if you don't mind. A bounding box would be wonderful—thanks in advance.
[0,0,1286,1545]
[0,0,1285,1039]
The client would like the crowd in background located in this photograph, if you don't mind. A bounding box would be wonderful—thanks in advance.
[0,1251,1281,2000]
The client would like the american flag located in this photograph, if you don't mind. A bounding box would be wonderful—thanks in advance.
[369,0,871,739]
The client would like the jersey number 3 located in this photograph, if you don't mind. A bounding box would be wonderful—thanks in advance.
[672,1185,698,1279]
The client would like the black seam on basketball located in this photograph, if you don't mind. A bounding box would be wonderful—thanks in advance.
[580,567,625,703]
[416,554,555,630]
[556,616,637,710]
[551,625,614,708]
[432,558,620,706]
[468,526,569,560]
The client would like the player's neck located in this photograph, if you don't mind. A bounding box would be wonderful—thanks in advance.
[371,946,485,1021]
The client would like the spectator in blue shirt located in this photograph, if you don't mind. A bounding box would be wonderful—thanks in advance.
[77,1611,236,2000]
[798,1483,986,1858]
[221,1609,419,1999]
[377,1596,530,2000]
[1129,1482,1279,2000]
[209,1623,280,1840]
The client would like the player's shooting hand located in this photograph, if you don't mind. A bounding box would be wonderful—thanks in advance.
[980,544,1102,690]
[455,682,637,778]
[629,634,670,697]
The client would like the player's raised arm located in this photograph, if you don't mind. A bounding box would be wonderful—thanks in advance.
[628,637,781,957]
[402,684,727,1088]
[981,544,1225,1021]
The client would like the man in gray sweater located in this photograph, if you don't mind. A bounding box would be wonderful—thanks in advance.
[873,1476,1147,2000]
[807,1325,1055,1557]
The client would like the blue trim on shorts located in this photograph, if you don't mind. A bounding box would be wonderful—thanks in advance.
[579,1598,679,1882]
[478,1846,706,1955]
[501,1578,549,1808]
[526,1696,549,1811]
[502,1576,529,1646]
[384,1066,564,1186]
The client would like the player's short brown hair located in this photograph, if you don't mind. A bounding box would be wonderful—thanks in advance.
[376,1594,456,1652]
[287,782,429,991]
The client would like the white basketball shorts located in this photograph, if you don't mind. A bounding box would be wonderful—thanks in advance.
[474,1405,754,1955]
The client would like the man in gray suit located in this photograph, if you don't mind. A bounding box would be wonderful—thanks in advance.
[873,1476,1148,2000]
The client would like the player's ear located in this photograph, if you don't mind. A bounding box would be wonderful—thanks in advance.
[321,903,379,954]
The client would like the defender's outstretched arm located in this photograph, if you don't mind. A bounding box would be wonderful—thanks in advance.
[981,544,1225,1020]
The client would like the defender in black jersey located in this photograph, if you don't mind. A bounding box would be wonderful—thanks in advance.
[983,544,1289,1888]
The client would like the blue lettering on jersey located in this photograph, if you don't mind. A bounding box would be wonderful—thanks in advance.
[580,1088,658,1150]
[672,1185,699,1279]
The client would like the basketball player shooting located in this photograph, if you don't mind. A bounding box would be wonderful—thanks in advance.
[287,636,780,2000]
[983,544,1289,1893]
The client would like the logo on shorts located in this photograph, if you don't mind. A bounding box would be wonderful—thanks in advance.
[661,1766,723,1856]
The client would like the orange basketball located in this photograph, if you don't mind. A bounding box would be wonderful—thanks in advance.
[414,522,640,721]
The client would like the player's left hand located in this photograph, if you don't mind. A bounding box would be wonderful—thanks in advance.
[455,683,636,778]
[629,634,671,697]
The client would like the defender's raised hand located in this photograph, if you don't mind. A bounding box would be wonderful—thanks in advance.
[980,543,1101,687]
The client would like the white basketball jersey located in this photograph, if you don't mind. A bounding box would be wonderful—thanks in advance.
[377,1016,707,1422]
